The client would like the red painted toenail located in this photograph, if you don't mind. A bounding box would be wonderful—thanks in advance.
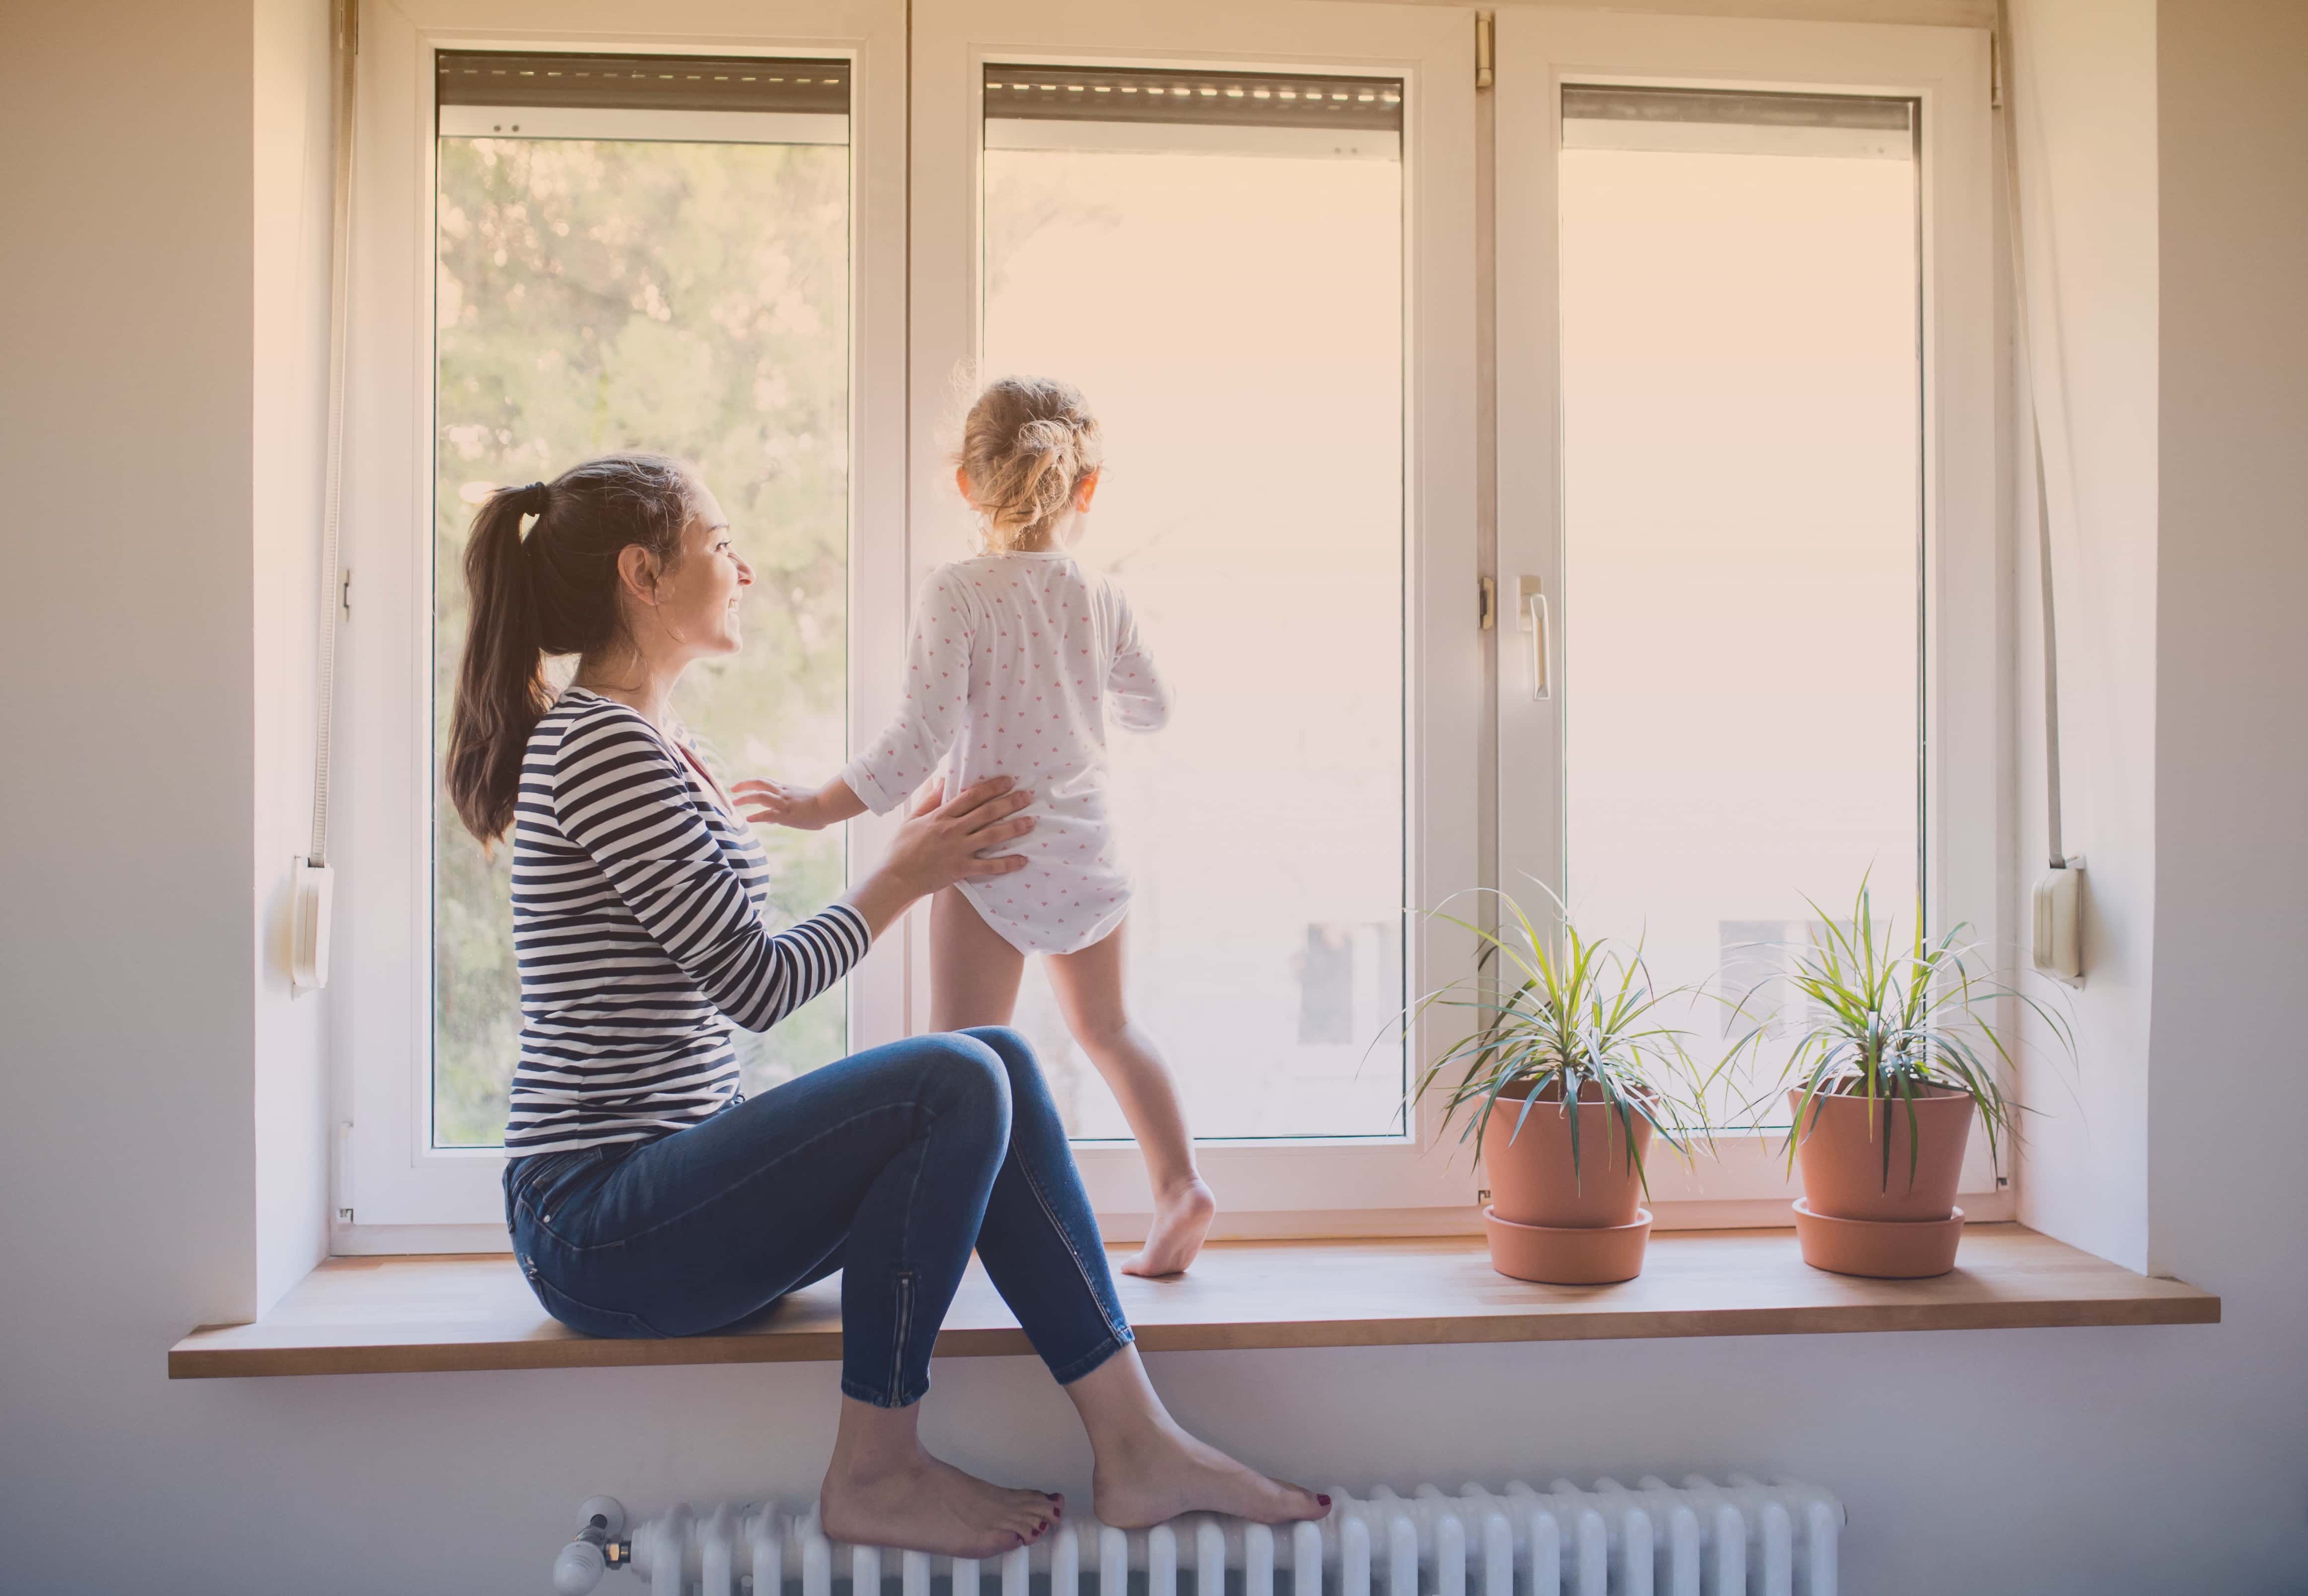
[1318,1495,1332,1508]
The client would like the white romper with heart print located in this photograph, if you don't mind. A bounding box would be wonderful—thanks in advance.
[838,551,1171,955]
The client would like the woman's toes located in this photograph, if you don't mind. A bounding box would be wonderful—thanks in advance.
[998,1497,1049,1539]
[1256,1476,1327,1522]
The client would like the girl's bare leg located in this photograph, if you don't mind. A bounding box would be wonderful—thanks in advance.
[1045,921,1215,1277]
[930,886,1028,1030]
[1064,1346,1328,1528]
[820,1395,1062,1557]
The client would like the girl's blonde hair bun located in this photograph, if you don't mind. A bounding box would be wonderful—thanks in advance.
[958,376,1103,552]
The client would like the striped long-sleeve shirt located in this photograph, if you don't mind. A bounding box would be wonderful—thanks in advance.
[503,687,869,1157]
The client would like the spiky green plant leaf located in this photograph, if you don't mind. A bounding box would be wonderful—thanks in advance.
[1731,874,2075,1184]
[1405,887,1719,1192]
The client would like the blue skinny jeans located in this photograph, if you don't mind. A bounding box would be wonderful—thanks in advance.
[504,1026,1134,1407]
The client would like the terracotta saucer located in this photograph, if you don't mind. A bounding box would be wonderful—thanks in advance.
[1792,1198,1965,1279]
[1482,1205,1653,1285]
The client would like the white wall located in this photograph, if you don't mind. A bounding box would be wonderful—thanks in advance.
[2146,0,2308,1473]
[0,0,263,1360]
[2006,0,2162,1270]
[3,2,2306,1593]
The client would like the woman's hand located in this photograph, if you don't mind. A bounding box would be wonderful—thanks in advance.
[843,778,1035,941]
[735,776,866,832]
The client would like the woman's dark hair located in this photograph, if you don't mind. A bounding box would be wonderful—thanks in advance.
[445,451,699,843]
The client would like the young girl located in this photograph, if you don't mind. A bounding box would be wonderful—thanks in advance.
[736,377,1214,1276]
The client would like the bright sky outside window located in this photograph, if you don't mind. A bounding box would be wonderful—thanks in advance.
[979,63,1410,1142]
[1556,84,1923,1124]
[430,54,852,1147]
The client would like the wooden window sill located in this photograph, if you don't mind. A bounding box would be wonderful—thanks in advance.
[168,1224,2217,1379]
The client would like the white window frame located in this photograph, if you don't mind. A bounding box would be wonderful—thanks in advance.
[908,0,1482,1234]
[334,0,911,1246]
[1492,12,2008,1224]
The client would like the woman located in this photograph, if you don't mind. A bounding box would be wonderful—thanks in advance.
[445,453,1324,1558]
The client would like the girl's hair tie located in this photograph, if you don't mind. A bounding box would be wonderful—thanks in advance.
[514,480,550,518]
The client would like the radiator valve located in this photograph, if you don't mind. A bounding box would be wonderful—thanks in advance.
[554,1497,631,1595]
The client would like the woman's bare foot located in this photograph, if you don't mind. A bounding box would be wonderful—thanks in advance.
[821,1452,1059,1557]
[1065,1345,1324,1529]
[822,1395,1060,1557]
[1090,1412,1327,1529]
[1122,1177,1217,1278]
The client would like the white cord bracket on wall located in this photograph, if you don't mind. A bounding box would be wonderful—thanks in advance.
[292,0,360,993]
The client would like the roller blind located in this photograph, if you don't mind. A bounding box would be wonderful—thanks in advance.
[984,63,1402,160]
[436,51,849,144]
[1562,84,1917,160]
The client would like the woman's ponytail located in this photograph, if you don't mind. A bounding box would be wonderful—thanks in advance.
[444,454,698,844]
[445,483,552,844]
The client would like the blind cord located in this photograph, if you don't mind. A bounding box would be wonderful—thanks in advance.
[1998,0,2069,873]
[309,0,358,868]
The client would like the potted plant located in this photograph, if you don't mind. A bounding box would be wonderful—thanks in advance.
[1414,892,1710,1285]
[1738,878,2071,1279]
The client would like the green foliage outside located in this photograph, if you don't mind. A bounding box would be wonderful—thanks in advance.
[432,135,852,1147]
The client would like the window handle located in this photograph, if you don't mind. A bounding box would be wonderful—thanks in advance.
[1518,577,1551,701]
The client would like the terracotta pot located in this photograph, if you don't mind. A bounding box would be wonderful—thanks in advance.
[1788,1082,1976,1279]
[1483,1082,1655,1228]
[1478,1082,1656,1283]
[1788,1084,1974,1222]
[1484,1206,1653,1286]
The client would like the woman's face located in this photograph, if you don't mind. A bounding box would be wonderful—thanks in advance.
[641,481,752,659]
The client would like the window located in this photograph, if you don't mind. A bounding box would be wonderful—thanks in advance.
[1556,84,1922,1123]
[430,51,855,1148]
[976,63,1409,1142]
[1494,13,2000,1209]
[908,1,1476,1222]
[340,0,910,1235]
[340,0,1994,1242]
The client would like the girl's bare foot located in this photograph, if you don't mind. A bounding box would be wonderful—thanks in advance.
[1090,1411,1327,1529]
[1122,1178,1217,1278]
[820,1451,1060,1558]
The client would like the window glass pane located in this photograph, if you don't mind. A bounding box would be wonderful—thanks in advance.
[979,67,1407,1141]
[432,88,850,1148]
[1557,90,1921,1123]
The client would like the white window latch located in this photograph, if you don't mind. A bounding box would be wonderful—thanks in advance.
[1517,577,1550,701]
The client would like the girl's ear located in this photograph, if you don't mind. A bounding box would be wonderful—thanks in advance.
[954,464,977,509]
[1074,468,1101,513]
[615,543,662,606]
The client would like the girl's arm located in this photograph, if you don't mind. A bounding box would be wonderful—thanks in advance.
[737,568,977,830]
[1105,582,1173,732]
[836,567,979,813]
[730,772,867,832]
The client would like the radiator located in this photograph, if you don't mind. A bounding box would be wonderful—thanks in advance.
[555,1476,1843,1596]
